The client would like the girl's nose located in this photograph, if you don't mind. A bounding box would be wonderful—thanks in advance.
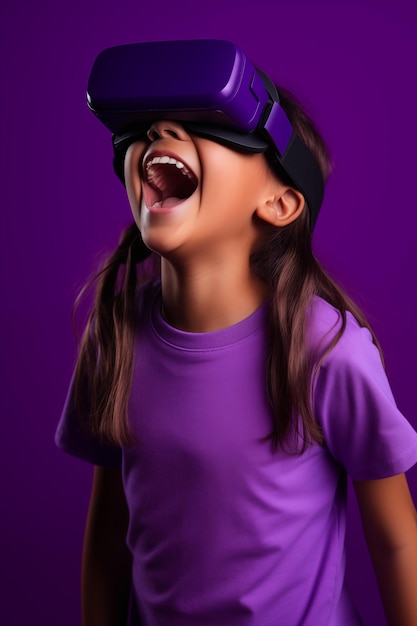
[147,120,190,142]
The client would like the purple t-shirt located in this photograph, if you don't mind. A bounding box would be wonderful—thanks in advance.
[56,279,417,626]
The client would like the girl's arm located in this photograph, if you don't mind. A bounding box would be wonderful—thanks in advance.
[82,466,133,626]
[353,474,417,626]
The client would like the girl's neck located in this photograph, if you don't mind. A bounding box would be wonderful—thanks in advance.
[160,257,269,333]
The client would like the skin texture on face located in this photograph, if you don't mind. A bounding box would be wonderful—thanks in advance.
[124,121,304,263]
[124,120,305,332]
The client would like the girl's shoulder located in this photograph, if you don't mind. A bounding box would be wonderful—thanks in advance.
[309,297,417,481]
[307,295,378,368]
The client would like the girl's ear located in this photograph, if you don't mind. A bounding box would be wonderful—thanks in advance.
[256,186,305,227]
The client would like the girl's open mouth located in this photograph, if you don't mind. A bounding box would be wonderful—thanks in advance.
[142,153,198,210]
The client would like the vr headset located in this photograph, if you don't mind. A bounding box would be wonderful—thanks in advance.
[87,39,324,229]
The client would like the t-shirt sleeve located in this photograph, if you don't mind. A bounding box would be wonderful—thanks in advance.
[55,372,122,468]
[313,316,417,481]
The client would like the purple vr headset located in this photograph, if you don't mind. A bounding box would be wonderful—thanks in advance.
[87,39,324,228]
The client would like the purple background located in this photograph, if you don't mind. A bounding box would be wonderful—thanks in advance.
[1,1,416,624]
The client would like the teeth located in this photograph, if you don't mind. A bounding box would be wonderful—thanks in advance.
[145,155,194,180]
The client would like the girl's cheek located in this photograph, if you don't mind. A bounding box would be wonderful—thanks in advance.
[124,142,146,216]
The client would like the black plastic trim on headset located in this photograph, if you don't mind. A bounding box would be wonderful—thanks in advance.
[257,71,324,228]
[111,124,271,185]
[280,134,323,228]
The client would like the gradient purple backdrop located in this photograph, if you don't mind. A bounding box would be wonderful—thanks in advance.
[1,1,416,625]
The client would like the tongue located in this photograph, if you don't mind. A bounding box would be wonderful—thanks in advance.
[153,197,183,209]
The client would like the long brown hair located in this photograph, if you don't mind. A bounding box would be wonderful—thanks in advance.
[255,88,382,452]
[73,87,382,452]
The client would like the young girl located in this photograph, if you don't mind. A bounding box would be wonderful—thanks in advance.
[56,40,417,626]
